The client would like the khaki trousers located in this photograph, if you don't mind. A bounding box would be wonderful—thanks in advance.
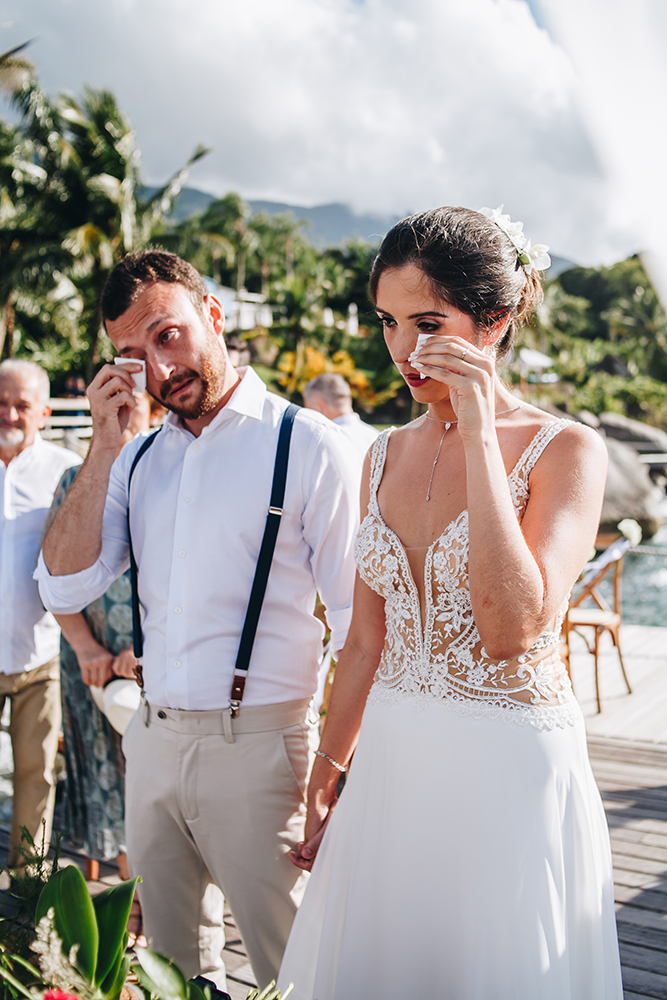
[123,698,316,991]
[0,657,61,866]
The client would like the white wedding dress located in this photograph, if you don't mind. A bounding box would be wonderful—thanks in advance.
[278,421,623,1000]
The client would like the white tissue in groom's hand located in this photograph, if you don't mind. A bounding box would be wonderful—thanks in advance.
[114,357,147,393]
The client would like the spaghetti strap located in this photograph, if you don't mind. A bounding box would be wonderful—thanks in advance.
[367,429,393,514]
[509,418,576,502]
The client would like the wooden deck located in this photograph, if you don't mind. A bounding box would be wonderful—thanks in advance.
[569,624,667,741]
[589,737,667,999]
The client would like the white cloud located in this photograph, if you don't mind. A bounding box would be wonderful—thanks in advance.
[0,0,638,263]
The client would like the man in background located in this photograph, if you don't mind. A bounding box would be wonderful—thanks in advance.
[303,373,378,464]
[0,360,81,865]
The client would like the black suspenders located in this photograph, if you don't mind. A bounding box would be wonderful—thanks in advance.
[126,403,299,711]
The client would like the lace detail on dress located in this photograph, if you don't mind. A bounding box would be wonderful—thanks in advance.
[355,420,579,730]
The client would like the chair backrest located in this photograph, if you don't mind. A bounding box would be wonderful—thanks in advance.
[570,536,631,614]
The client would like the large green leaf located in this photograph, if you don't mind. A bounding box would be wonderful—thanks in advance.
[35,865,99,981]
[93,875,140,987]
[99,932,129,997]
[103,953,131,1000]
[132,948,189,1000]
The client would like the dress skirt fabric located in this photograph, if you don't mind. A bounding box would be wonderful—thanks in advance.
[278,697,623,1000]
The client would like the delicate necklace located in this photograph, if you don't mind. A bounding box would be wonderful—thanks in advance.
[423,403,523,502]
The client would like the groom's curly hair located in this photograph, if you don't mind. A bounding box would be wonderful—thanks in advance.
[102,250,208,323]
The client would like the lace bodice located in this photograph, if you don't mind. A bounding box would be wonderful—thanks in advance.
[355,420,581,729]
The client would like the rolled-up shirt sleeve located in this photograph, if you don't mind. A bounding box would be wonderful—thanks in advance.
[301,422,359,655]
[35,441,137,614]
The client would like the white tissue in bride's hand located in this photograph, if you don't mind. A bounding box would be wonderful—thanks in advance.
[409,332,441,379]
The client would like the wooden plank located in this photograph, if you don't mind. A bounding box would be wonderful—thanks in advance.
[615,884,667,911]
[615,905,667,931]
[614,868,667,892]
[620,966,667,999]
[621,943,667,977]
[617,922,667,952]
[610,827,667,849]
[614,850,667,873]
[611,829,667,852]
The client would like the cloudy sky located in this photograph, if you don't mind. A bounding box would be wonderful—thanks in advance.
[0,0,642,265]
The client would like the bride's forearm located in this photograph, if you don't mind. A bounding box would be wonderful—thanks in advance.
[465,433,545,658]
[317,631,383,769]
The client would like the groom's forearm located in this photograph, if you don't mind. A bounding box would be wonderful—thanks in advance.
[42,438,117,575]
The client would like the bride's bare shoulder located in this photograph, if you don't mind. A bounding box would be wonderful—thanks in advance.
[518,406,607,476]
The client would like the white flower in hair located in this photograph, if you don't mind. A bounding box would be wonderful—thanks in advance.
[479,205,551,272]
[519,242,551,274]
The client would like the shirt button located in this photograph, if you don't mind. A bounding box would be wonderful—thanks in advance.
[193,443,200,452]
[175,607,182,614]
[179,551,186,558]
[184,496,191,503]
[174,660,181,668]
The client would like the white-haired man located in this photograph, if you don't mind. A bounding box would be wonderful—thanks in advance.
[0,360,81,865]
[303,373,378,464]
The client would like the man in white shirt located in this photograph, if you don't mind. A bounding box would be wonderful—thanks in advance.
[0,360,81,866]
[303,372,379,464]
[37,252,359,990]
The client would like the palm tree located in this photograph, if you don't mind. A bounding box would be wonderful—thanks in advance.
[0,64,209,375]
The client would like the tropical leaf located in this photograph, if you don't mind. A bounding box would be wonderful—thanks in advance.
[35,866,98,981]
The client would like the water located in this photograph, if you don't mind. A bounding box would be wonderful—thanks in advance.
[601,505,667,627]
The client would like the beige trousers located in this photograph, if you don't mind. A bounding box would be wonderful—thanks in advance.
[123,698,316,991]
[0,657,61,867]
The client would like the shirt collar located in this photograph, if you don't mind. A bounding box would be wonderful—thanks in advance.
[164,366,267,438]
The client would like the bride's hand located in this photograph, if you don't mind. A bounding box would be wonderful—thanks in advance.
[412,335,496,437]
[287,768,339,871]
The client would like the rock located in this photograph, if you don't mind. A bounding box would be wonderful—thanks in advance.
[600,436,664,539]
[599,411,667,451]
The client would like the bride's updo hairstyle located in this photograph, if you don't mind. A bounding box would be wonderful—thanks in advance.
[369,206,543,363]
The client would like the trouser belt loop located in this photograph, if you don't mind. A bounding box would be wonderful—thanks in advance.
[222,708,236,744]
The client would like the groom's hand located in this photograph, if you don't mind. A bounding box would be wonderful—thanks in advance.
[288,814,332,872]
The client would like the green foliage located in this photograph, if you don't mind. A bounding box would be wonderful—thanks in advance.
[92,878,137,992]
[133,949,293,1000]
[35,867,98,982]
[522,254,667,429]
[34,868,140,999]
[0,64,208,376]
[0,826,64,1000]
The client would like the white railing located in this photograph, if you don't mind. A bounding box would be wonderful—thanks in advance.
[43,398,92,442]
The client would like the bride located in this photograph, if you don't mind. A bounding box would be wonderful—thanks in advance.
[278,206,623,999]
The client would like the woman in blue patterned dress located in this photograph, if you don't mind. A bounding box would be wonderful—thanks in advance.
[48,394,151,888]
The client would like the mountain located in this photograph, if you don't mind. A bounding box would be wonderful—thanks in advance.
[142,185,577,268]
[247,200,400,249]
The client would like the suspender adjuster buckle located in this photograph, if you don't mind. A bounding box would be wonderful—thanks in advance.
[268,506,283,516]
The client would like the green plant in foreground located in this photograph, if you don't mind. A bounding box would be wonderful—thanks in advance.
[35,865,139,999]
[0,852,292,1000]
[133,947,293,1000]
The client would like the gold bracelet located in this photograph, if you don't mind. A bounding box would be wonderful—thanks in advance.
[314,748,347,773]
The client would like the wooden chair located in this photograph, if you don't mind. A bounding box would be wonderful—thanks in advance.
[563,536,633,713]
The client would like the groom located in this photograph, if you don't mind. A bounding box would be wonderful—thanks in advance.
[37,250,359,989]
